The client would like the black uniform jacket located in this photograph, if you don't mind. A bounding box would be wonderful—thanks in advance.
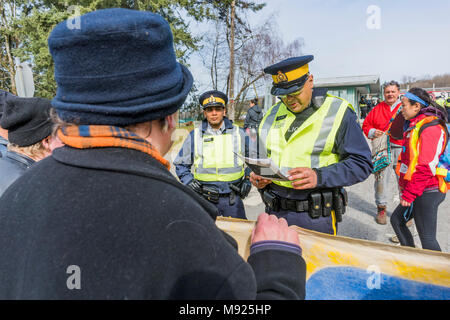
[0,146,306,299]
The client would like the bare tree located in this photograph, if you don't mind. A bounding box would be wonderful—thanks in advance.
[400,73,450,89]
[232,17,304,119]
[0,0,20,94]
[198,15,304,121]
[198,21,229,92]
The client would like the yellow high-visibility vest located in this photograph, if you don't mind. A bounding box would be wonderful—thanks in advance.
[436,98,445,107]
[258,94,354,188]
[193,123,245,182]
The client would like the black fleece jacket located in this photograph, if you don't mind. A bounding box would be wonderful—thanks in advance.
[0,146,306,299]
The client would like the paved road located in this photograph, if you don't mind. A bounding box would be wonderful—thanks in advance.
[168,128,449,253]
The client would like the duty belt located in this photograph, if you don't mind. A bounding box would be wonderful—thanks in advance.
[279,198,309,212]
[261,187,347,222]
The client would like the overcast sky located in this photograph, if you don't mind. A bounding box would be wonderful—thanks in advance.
[189,0,450,93]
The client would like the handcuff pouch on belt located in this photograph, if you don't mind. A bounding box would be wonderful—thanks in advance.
[308,192,322,218]
[261,189,280,212]
[321,191,333,217]
[332,188,347,222]
[202,185,220,204]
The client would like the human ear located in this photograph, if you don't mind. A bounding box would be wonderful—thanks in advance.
[42,136,51,152]
[166,113,177,131]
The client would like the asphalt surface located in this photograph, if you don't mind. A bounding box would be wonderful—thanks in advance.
[168,128,449,253]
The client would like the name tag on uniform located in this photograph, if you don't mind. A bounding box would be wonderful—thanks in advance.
[203,137,214,142]
[399,163,408,174]
[276,115,287,121]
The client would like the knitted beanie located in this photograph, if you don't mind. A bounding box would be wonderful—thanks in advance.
[0,96,53,147]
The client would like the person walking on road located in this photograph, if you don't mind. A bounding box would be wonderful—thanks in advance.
[244,98,264,130]
[362,80,405,224]
[390,88,448,251]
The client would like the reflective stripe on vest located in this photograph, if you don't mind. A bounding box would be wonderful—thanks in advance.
[259,95,353,188]
[193,123,244,182]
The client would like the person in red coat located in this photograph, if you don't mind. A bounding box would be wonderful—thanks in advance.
[362,81,404,224]
[390,88,448,251]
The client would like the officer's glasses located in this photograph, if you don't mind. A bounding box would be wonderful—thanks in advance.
[278,88,303,100]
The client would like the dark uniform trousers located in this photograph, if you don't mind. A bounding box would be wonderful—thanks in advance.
[215,194,246,220]
[265,206,337,235]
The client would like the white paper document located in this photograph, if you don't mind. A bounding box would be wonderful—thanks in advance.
[234,152,289,181]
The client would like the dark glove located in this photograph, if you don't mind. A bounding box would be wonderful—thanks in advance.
[239,178,252,199]
[188,179,203,194]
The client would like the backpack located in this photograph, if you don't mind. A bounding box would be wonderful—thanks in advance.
[418,119,450,193]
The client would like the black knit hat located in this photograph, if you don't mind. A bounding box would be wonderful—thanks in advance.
[0,95,53,147]
[0,89,15,122]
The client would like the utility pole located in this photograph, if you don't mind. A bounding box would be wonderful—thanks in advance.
[228,0,236,121]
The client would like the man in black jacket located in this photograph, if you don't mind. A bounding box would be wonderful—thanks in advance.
[0,90,13,156]
[244,98,264,129]
[0,96,62,197]
[0,8,306,300]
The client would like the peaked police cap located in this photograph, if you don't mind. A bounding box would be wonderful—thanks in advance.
[264,55,314,96]
[199,90,228,109]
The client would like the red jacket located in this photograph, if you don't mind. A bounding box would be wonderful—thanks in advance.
[362,101,403,145]
[398,114,447,203]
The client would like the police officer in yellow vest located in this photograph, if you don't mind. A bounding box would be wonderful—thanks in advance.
[436,96,445,108]
[445,98,450,123]
[174,90,251,219]
[250,56,373,235]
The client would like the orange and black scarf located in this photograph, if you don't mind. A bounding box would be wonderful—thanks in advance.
[57,125,170,170]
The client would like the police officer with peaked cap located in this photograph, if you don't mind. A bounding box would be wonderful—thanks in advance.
[174,90,252,219]
[250,55,373,235]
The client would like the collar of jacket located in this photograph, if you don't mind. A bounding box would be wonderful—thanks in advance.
[377,100,401,112]
[0,136,7,146]
[5,150,35,168]
[409,113,428,127]
[251,105,262,113]
[201,117,234,133]
[52,146,219,220]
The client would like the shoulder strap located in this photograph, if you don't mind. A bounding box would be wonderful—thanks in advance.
[386,104,403,133]
[418,119,449,151]
[418,119,449,138]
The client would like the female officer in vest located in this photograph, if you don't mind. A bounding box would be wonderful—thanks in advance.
[250,56,373,235]
[174,90,251,219]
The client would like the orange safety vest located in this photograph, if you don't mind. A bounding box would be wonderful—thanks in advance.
[396,116,449,193]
